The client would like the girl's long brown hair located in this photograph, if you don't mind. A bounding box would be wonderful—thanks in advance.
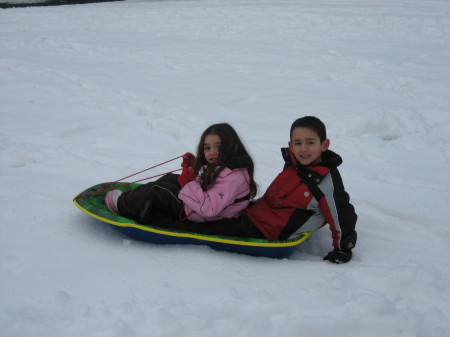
[192,123,257,199]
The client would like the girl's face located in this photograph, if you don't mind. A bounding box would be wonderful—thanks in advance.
[290,127,329,166]
[203,134,221,164]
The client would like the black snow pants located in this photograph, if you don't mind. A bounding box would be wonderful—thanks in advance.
[117,173,184,224]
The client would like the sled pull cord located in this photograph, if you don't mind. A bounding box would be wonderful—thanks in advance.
[73,155,183,200]
[100,155,184,190]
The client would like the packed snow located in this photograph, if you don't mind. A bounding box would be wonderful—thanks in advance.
[1,0,449,336]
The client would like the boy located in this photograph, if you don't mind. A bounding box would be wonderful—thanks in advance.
[245,116,358,263]
[149,116,358,263]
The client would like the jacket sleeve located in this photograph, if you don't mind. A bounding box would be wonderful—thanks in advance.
[320,169,358,250]
[178,168,249,218]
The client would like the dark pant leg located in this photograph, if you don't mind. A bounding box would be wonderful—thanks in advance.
[148,213,266,239]
[117,173,181,222]
[141,183,183,223]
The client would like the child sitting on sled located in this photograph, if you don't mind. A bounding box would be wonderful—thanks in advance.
[140,116,358,264]
[105,123,257,224]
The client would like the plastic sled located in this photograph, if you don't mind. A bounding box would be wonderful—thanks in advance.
[73,182,311,259]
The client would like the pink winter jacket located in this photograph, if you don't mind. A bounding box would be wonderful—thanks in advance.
[178,167,251,222]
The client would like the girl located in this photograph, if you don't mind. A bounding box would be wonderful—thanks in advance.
[105,123,257,224]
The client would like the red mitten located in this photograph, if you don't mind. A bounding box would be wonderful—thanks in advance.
[288,143,297,166]
[181,152,196,168]
[178,167,195,187]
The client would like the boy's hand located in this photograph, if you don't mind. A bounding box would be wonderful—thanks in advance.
[181,152,196,168]
[323,249,352,264]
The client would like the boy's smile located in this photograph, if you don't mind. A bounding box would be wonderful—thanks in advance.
[290,127,329,166]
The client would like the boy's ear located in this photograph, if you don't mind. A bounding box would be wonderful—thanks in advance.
[321,139,330,152]
[288,141,297,165]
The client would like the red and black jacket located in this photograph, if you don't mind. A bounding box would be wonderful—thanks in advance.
[245,149,357,250]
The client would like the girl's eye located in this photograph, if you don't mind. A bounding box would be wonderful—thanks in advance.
[204,145,220,151]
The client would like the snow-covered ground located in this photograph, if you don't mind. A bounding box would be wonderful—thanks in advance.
[1,0,449,336]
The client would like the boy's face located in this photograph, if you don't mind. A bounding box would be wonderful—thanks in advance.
[290,127,329,166]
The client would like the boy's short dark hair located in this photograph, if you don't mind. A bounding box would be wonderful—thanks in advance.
[290,116,327,143]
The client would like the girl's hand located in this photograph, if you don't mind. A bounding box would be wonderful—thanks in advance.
[181,152,196,168]
[178,167,195,187]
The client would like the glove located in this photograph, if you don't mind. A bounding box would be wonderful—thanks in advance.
[288,143,297,166]
[178,167,195,187]
[323,249,352,264]
[181,152,196,168]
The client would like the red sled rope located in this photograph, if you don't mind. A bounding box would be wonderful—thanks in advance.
[73,155,183,200]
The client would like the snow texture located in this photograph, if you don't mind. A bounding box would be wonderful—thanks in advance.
[1,0,449,336]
